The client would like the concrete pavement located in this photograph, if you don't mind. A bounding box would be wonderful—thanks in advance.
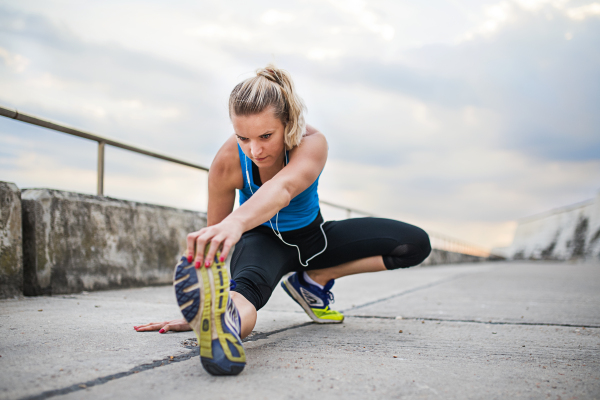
[1,261,599,399]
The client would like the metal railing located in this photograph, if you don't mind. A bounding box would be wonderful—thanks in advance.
[0,106,208,196]
[1,105,494,258]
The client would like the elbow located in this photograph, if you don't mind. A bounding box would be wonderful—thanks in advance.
[265,179,293,210]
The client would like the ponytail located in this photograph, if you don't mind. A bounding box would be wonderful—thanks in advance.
[229,64,306,150]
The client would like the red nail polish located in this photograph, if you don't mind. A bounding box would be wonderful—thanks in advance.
[219,256,224,262]
[159,329,165,333]
[205,260,211,268]
[195,261,200,269]
[187,256,192,263]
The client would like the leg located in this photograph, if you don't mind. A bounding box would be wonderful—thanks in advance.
[230,291,257,339]
[283,218,431,323]
[281,217,430,323]
[306,255,386,286]
[229,227,300,326]
[306,217,431,275]
[282,255,386,323]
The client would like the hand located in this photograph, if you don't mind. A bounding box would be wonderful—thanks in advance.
[134,319,191,333]
[186,218,243,269]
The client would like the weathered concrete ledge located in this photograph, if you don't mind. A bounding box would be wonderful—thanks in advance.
[21,189,206,295]
[421,248,487,266]
[0,181,23,298]
[1,181,497,297]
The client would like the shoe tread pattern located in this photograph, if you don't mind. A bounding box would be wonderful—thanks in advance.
[174,258,199,323]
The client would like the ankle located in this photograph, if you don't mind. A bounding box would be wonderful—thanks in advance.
[305,271,330,287]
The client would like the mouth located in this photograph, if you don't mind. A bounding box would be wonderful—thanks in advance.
[254,156,268,162]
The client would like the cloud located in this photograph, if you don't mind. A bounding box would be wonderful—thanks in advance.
[260,10,295,25]
[0,5,232,167]
[0,46,29,73]
[301,4,600,163]
[326,0,396,41]
[567,2,600,19]
[1,0,599,249]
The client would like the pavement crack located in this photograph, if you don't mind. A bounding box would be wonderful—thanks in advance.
[19,349,199,400]
[347,315,600,328]
[341,273,468,313]
[19,322,314,400]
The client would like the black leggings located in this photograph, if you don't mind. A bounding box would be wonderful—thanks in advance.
[230,212,431,311]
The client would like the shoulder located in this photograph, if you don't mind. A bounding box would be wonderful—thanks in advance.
[303,124,326,142]
[289,124,328,159]
[209,135,244,190]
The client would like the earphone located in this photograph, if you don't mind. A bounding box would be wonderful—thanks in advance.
[244,152,328,267]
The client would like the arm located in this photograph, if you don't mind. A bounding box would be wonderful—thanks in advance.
[135,137,243,333]
[207,135,242,226]
[191,126,328,268]
[225,127,327,232]
[185,135,243,265]
[135,128,326,333]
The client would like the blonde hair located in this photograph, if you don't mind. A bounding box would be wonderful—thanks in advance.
[229,64,306,150]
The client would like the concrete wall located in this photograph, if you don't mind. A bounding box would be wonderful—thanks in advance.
[21,189,206,295]
[0,182,23,298]
[502,192,600,261]
[0,180,500,297]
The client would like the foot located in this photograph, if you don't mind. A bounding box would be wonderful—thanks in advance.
[173,254,246,375]
[281,272,344,324]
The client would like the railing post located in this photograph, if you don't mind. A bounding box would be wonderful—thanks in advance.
[97,141,105,196]
[346,208,351,219]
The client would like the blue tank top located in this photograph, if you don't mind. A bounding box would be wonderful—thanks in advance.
[237,143,321,232]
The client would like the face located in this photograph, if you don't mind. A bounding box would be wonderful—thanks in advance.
[232,107,286,169]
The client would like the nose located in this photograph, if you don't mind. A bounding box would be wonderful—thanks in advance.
[250,142,262,158]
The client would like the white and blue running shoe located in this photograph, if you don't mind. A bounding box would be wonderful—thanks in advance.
[281,272,344,323]
[173,254,246,375]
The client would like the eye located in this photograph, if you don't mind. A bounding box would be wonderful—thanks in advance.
[260,134,272,139]
[236,135,248,141]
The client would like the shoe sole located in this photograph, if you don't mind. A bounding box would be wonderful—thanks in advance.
[173,257,204,343]
[174,255,246,375]
[281,275,344,324]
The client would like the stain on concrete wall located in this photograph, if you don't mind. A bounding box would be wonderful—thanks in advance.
[21,189,206,295]
[504,192,600,261]
[0,182,23,298]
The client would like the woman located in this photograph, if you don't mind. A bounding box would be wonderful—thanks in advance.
[134,65,431,376]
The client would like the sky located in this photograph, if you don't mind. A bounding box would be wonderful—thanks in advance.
[1,0,599,250]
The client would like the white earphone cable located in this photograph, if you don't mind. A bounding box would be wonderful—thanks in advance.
[244,153,327,267]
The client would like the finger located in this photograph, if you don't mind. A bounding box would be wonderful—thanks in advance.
[194,235,209,269]
[186,232,199,263]
[220,239,234,263]
[136,323,163,332]
[134,322,159,330]
[205,236,223,268]
[159,324,171,334]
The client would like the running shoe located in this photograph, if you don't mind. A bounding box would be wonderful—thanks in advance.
[173,253,246,376]
[281,272,344,324]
